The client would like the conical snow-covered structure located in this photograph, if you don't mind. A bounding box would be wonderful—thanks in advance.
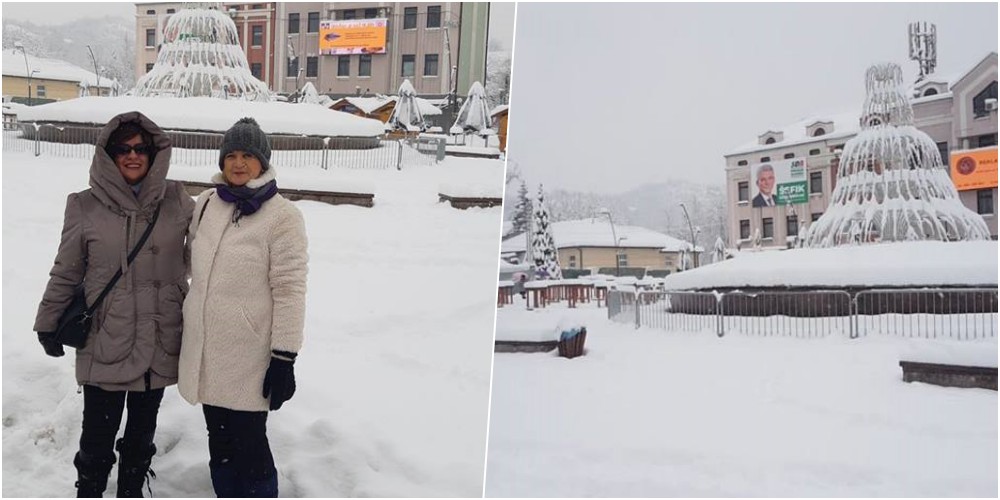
[450,81,491,135]
[804,63,991,247]
[711,236,726,263]
[387,79,425,132]
[531,185,562,280]
[133,7,271,101]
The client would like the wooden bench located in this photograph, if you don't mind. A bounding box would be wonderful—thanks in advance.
[899,361,997,391]
[438,193,503,209]
[494,340,558,353]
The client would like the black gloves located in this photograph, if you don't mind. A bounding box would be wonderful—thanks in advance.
[38,332,65,357]
[262,350,297,410]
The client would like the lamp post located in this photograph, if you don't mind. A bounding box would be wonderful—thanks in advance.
[86,45,101,94]
[679,203,699,268]
[597,208,621,276]
[13,42,32,105]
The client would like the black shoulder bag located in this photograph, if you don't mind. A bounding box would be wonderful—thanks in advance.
[54,205,161,348]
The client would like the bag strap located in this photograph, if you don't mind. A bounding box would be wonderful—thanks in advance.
[197,191,214,226]
[84,205,162,317]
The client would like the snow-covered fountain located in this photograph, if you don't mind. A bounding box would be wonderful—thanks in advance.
[133,7,270,101]
[661,62,997,319]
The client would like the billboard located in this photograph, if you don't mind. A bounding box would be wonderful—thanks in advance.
[749,158,808,208]
[950,147,998,191]
[319,19,387,55]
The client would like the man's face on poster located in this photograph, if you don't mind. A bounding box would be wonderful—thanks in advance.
[757,168,775,196]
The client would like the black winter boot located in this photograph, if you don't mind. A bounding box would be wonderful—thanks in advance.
[115,438,156,498]
[74,451,116,498]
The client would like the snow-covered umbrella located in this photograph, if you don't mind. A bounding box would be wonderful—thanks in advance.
[387,79,425,132]
[450,81,491,136]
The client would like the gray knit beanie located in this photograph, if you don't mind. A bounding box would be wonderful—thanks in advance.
[219,117,271,171]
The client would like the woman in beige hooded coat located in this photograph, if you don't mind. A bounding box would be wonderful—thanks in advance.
[180,117,308,497]
[34,111,194,497]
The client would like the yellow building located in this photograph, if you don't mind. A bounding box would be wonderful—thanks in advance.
[2,50,114,104]
[500,218,699,275]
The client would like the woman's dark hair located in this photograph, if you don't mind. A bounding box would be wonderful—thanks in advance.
[105,121,155,158]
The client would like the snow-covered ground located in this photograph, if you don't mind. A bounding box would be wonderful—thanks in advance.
[486,303,998,497]
[2,151,504,497]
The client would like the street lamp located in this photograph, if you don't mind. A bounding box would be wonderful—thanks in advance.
[13,42,33,105]
[86,45,101,93]
[679,203,700,268]
[596,208,621,276]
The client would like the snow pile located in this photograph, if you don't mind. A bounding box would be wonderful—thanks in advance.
[299,82,335,107]
[17,96,387,137]
[1,49,108,87]
[2,151,504,497]
[487,304,998,497]
[803,63,991,246]
[333,95,443,117]
[451,81,491,135]
[661,241,998,290]
[133,7,270,102]
[502,219,694,253]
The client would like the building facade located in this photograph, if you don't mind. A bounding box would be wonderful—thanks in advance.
[2,49,114,104]
[724,52,998,247]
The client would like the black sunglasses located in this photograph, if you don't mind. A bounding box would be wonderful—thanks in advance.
[109,144,154,157]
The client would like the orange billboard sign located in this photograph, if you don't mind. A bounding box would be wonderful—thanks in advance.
[319,19,387,55]
[950,147,998,191]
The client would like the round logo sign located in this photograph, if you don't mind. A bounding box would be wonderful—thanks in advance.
[956,156,976,176]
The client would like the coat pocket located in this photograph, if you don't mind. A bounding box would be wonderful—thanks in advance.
[91,288,134,364]
[156,283,184,356]
[239,304,265,339]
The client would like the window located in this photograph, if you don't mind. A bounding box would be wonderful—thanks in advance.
[251,4,263,9]
[765,137,776,144]
[308,56,319,77]
[146,9,155,15]
[166,8,175,14]
[403,7,417,29]
[786,215,799,237]
[287,57,298,77]
[423,54,439,76]
[427,5,442,28]
[811,212,823,222]
[36,85,46,98]
[307,12,320,33]
[936,141,949,165]
[359,55,372,77]
[809,171,823,194]
[972,81,997,118]
[336,56,349,77]
[738,181,749,202]
[617,253,628,268]
[760,156,770,162]
[737,160,748,166]
[568,255,577,269]
[251,25,263,47]
[783,152,795,159]
[809,148,821,156]
[341,10,356,20]
[145,63,154,73]
[739,220,750,239]
[978,189,995,215]
[762,218,774,239]
[250,63,263,79]
[145,29,156,47]
[401,54,415,77]
[923,88,938,97]
[978,134,997,148]
[364,8,378,19]
[288,13,300,34]
[812,127,826,137]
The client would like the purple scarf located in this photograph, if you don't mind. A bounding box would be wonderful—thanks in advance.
[215,179,279,225]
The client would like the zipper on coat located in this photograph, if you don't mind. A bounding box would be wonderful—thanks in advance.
[144,369,151,392]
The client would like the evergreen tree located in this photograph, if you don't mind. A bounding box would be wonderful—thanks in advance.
[506,180,531,239]
[531,185,562,280]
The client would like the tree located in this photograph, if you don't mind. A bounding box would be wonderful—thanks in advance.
[506,180,532,239]
[531,185,562,280]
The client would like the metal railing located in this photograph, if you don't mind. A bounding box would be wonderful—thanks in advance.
[2,122,440,170]
[609,287,998,340]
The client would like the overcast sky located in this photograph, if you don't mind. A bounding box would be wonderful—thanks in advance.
[1,2,516,50]
[508,3,998,194]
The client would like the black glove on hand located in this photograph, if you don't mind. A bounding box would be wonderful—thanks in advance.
[262,350,297,410]
[38,332,65,358]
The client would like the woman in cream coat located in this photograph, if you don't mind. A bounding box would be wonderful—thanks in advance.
[180,117,308,498]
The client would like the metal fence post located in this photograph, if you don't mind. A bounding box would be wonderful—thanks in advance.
[436,137,446,162]
[396,139,403,170]
[634,292,641,329]
[321,137,329,170]
[850,295,858,339]
[717,294,725,337]
[33,124,41,157]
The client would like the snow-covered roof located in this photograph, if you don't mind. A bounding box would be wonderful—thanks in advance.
[491,104,509,117]
[17,96,387,137]
[662,241,997,290]
[501,219,694,253]
[2,102,30,116]
[727,111,860,156]
[332,95,442,116]
[1,49,107,87]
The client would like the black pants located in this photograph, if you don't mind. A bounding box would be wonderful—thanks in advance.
[203,405,278,498]
[77,385,164,494]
